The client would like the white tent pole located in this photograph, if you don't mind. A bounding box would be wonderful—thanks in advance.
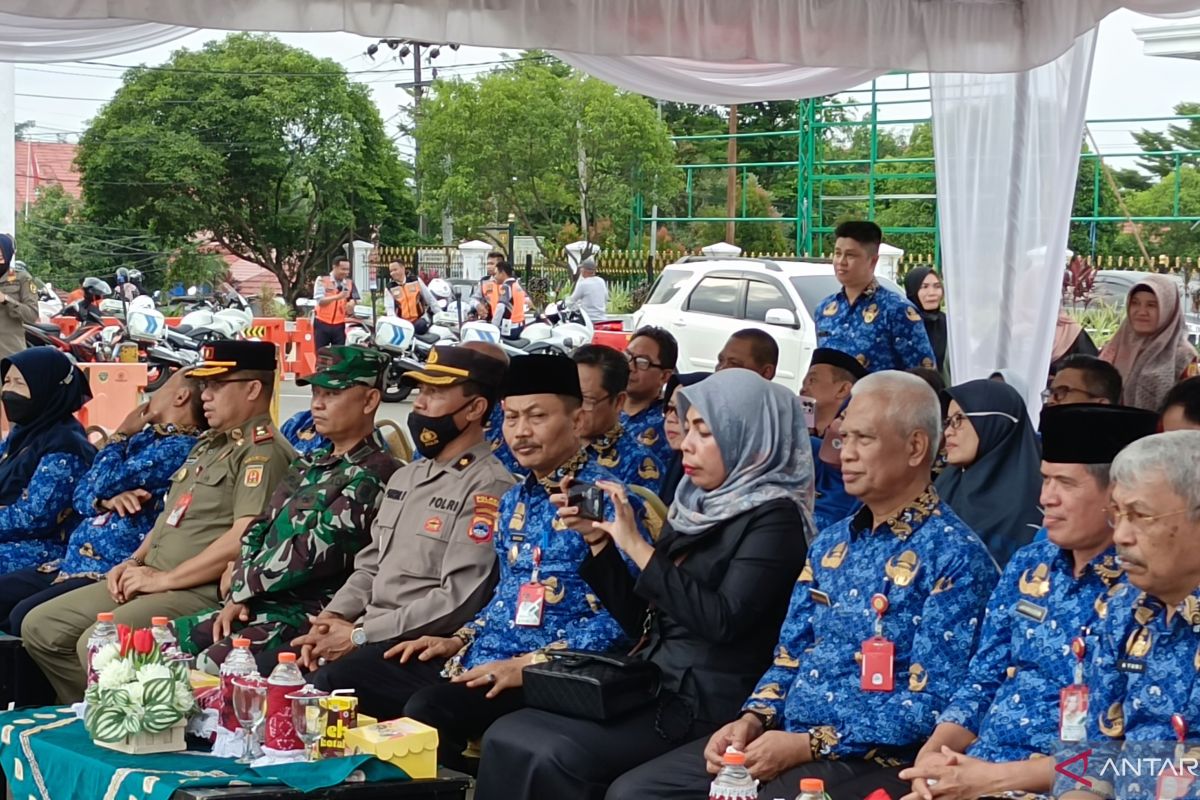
[0,62,13,237]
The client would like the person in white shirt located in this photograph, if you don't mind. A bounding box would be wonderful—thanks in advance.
[567,257,608,321]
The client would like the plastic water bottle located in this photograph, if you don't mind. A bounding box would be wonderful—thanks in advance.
[264,652,306,752]
[219,637,257,732]
[709,747,757,800]
[85,612,119,688]
[796,778,826,800]
[150,615,178,658]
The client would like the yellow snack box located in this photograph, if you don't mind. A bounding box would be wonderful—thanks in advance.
[343,717,439,779]
[188,669,219,691]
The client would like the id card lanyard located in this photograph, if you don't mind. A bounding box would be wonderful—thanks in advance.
[515,546,546,628]
[861,593,895,692]
[1060,637,1089,743]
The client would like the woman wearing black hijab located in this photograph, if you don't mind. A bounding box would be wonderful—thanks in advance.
[0,347,96,574]
[935,379,1042,567]
[905,267,948,375]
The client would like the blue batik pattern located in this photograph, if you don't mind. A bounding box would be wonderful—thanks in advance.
[742,488,997,760]
[1052,582,1200,799]
[483,402,522,475]
[0,444,91,574]
[48,425,199,580]
[586,424,665,495]
[619,403,672,466]
[449,451,650,672]
[280,410,332,459]
[939,537,1124,763]
[814,280,936,373]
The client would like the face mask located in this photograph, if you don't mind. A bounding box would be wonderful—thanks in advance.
[406,398,476,459]
[2,392,36,426]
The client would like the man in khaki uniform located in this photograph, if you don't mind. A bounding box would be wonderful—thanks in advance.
[22,341,294,702]
[297,343,515,716]
[0,234,39,359]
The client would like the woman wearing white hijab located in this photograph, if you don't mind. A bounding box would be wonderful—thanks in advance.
[473,368,813,800]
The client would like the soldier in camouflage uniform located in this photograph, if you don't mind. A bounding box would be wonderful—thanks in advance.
[175,346,400,674]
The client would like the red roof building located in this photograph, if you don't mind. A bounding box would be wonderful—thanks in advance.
[15,141,82,211]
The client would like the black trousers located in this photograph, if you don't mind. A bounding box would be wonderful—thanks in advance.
[0,569,92,636]
[606,735,909,800]
[314,320,346,349]
[404,681,527,774]
[474,706,718,800]
[309,642,445,720]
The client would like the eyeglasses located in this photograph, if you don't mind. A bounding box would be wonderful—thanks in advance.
[625,353,664,371]
[943,410,1019,431]
[1041,385,1103,403]
[581,393,612,411]
[1106,504,1193,530]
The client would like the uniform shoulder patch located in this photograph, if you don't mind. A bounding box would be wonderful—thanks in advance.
[243,464,264,487]
[469,493,501,544]
[243,454,271,465]
[454,452,476,471]
[252,425,273,444]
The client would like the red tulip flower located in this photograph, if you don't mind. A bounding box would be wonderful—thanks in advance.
[118,626,134,657]
[132,628,155,656]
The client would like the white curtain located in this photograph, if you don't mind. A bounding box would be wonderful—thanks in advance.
[0,2,1193,72]
[0,13,192,61]
[933,31,1099,413]
[553,55,883,105]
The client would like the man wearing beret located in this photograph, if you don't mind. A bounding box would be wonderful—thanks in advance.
[895,404,1158,800]
[23,341,295,702]
[174,345,401,674]
[301,343,517,712]
[805,347,869,534]
[396,353,651,772]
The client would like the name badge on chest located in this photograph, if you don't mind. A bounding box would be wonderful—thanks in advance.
[514,546,545,628]
[860,594,895,693]
[165,492,192,527]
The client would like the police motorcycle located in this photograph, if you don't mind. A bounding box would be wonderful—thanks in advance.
[486,302,593,359]
[24,276,113,362]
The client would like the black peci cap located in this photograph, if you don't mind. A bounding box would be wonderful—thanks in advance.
[1040,403,1159,464]
[811,347,868,381]
[501,354,582,400]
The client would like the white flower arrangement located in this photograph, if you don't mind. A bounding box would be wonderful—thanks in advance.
[84,627,196,744]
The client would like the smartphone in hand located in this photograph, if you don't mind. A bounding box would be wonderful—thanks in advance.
[567,482,606,522]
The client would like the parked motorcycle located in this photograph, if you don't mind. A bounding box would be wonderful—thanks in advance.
[372,316,427,403]
[24,276,113,362]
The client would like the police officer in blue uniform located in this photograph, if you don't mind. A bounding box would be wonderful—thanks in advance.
[574,344,664,494]
[609,371,997,799]
[395,354,651,772]
[895,404,1157,800]
[815,221,935,374]
[1054,431,1200,800]
[621,327,676,466]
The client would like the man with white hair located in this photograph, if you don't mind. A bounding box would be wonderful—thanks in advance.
[608,371,998,799]
[1056,431,1200,800]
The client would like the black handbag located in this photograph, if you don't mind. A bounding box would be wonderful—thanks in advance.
[522,650,661,721]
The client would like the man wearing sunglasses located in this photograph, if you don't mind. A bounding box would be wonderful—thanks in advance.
[22,341,294,702]
[621,327,677,466]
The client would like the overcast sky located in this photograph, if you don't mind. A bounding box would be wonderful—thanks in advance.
[13,8,1200,171]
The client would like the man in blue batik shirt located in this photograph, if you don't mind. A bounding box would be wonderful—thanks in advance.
[0,370,206,635]
[609,371,996,799]
[620,327,676,467]
[815,221,935,374]
[1054,431,1200,800]
[388,354,652,773]
[894,404,1156,800]
[574,344,664,494]
[280,409,330,458]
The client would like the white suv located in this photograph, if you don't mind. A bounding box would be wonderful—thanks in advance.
[630,256,903,393]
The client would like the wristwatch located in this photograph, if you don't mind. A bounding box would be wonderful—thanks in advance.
[350,625,367,647]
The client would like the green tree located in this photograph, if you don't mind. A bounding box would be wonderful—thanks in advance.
[1132,102,1200,179]
[416,57,681,256]
[76,33,416,302]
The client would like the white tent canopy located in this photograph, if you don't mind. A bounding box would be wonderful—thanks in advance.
[1,1,1199,409]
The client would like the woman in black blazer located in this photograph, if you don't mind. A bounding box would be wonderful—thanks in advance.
[474,368,813,800]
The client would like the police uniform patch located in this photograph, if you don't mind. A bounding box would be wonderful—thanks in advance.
[243,465,264,487]
[424,517,444,534]
[455,453,476,471]
[469,494,500,544]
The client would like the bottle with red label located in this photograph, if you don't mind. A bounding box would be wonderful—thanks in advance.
[264,652,305,752]
[219,638,257,732]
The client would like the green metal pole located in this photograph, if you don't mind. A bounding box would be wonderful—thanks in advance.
[1174,154,1183,218]
[869,80,878,221]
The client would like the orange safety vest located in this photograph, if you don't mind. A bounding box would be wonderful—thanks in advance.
[505,279,527,326]
[482,279,501,314]
[315,275,354,326]
[391,282,423,321]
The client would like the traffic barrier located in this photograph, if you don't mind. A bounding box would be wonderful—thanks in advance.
[77,363,148,433]
[286,318,316,380]
[592,328,632,351]
[246,318,288,352]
